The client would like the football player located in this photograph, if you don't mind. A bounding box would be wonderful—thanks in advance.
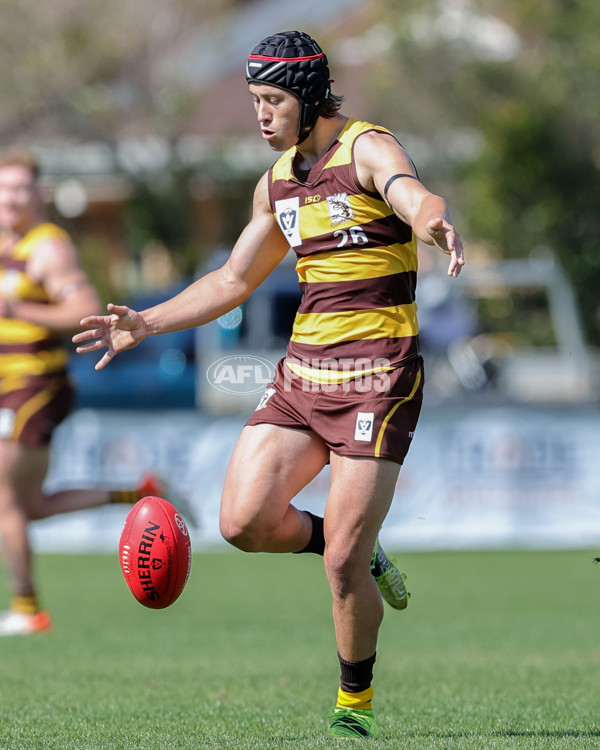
[75,30,465,738]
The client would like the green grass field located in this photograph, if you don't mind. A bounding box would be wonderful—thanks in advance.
[1,549,599,749]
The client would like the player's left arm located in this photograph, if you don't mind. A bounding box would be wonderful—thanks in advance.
[354,131,465,277]
[9,236,101,331]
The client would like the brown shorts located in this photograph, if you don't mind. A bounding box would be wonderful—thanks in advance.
[0,375,74,447]
[246,357,424,464]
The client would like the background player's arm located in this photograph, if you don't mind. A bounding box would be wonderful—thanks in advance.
[7,236,101,331]
[74,172,290,369]
[355,131,465,277]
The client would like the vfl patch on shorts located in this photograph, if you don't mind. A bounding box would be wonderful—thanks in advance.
[354,412,375,442]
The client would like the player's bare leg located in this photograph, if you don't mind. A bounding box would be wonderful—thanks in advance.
[324,454,400,660]
[0,440,44,597]
[220,423,329,553]
[13,444,109,521]
[323,454,401,738]
[14,446,185,524]
[0,439,53,634]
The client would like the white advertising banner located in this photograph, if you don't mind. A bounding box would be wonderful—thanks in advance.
[33,406,600,553]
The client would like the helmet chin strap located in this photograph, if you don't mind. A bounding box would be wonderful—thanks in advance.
[296,101,320,144]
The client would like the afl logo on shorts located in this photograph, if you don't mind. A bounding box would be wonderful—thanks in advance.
[354,412,375,442]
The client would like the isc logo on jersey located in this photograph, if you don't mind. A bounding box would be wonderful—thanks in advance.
[275,198,302,247]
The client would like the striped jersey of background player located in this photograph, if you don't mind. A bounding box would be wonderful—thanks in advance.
[0,149,172,636]
[74,30,465,739]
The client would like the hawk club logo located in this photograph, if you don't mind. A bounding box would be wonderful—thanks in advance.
[327,192,354,226]
[354,412,375,442]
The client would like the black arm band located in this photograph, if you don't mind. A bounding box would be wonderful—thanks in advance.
[383,173,418,201]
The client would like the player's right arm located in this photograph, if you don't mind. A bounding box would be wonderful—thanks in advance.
[73,172,289,370]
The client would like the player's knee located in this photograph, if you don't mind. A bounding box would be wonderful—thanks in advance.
[219,516,265,553]
[324,545,361,600]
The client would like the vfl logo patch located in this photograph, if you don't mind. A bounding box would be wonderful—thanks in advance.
[354,412,375,442]
[327,192,354,226]
[275,197,302,247]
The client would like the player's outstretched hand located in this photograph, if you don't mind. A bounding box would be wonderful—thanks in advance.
[72,303,148,371]
[426,217,465,278]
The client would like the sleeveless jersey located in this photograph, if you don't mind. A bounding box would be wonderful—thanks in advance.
[0,223,70,390]
[269,118,420,383]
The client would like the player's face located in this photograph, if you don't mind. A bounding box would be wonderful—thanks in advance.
[0,164,39,233]
[249,83,301,151]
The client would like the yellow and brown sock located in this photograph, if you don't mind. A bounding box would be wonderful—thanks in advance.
[337,651,376,709]
[11,594,39,615]
[337,685,374,710]
[110,489,142,505]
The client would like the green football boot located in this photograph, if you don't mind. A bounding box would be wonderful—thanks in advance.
[371,538,409,610]
[328,706,379,739]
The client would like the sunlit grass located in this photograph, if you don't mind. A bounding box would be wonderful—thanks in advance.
[0,549,599,748]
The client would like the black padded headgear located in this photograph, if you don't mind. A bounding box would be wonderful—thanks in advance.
[246,30,331,144]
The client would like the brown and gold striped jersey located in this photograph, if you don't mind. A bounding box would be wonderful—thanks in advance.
[0,223,70,391]
[268,118,420,383]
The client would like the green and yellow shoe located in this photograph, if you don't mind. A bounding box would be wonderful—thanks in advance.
[328,706,379,739]
[371,538,410,610]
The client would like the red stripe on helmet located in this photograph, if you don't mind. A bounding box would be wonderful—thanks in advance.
[248,53,325,63]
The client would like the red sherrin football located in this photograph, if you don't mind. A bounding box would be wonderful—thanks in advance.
[119,496,192,609]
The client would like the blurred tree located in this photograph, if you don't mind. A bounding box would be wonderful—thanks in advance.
[122,172,197,282]
[0,0,235,142]
[0,0,239,300]
[371,0,600,345]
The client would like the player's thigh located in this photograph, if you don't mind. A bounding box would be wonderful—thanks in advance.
[221,423,329,527]
[16,445,51,517]
[0,439,48,511]
[324,454,401,563]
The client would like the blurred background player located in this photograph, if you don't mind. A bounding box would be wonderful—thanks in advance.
[74,30,465,739]
[0,149,171,636]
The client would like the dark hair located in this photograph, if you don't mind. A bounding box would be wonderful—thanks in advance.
[318,92,344,120]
